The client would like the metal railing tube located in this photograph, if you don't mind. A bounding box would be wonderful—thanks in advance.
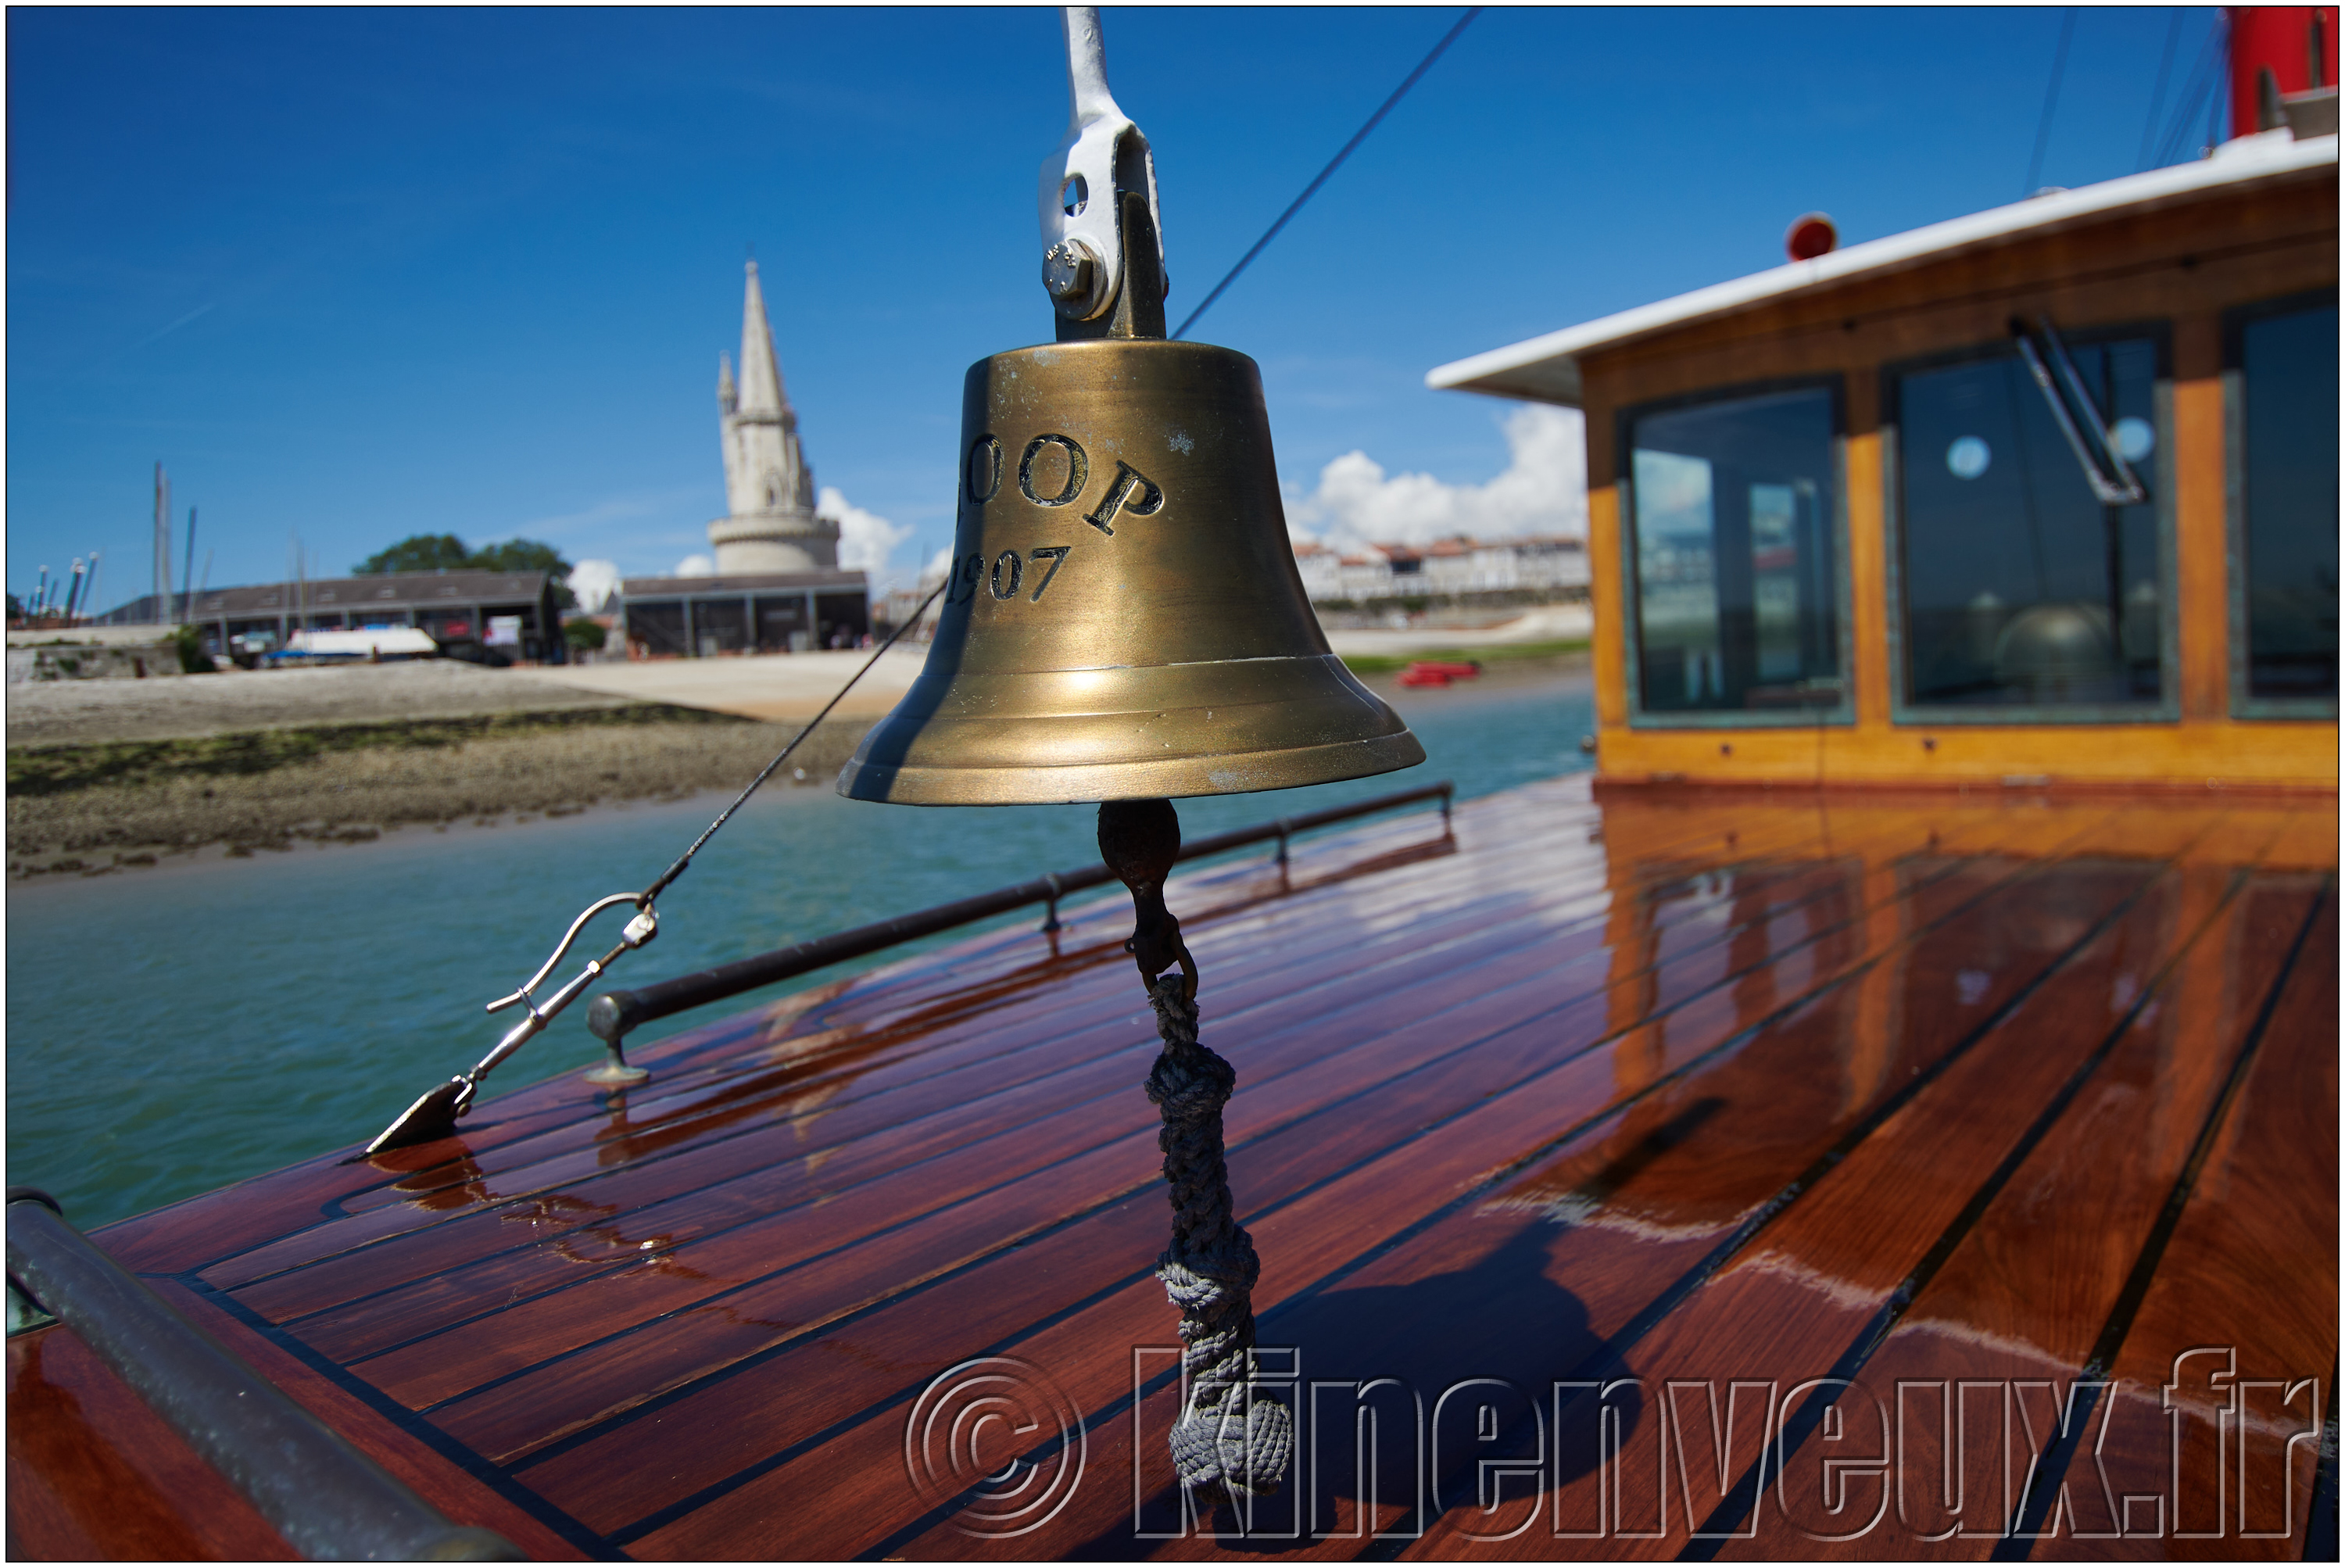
[587,779,1453,1051]
[5,1191,521,1561]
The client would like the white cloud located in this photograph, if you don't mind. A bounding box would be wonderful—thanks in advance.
[1287,404,1586,552]
[921,546,954,585]
[671,553,716,578]
[566,559,621,614]
[817,486,914,583]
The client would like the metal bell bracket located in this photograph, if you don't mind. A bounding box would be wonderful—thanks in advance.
[1040,6,1166,330]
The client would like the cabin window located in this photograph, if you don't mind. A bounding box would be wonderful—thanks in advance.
[1892,334,2168,715]
[2230,295,2339,713]
[1625,385,1845,720]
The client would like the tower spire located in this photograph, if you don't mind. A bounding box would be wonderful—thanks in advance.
[707,259,836,572]
[736,261,789,421]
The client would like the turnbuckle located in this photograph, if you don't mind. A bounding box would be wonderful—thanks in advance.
[362,896,659,1155]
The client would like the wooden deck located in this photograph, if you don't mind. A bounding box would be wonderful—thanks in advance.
[9,774,2336,1560]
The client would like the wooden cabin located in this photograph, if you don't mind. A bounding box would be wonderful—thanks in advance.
[1430,130,2338,796]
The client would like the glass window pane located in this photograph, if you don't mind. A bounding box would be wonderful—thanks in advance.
[2239,302,2340,702]
[1629,387,1841,714]
[1896,338,2163,708]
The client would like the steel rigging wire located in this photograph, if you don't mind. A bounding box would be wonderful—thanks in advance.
[2150,13,2231,169]
[2025,8,2079,196]
[1170,8,1480,342]
[2136,8,2187,171]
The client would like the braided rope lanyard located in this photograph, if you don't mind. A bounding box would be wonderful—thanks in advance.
[1099,799,1294,1504]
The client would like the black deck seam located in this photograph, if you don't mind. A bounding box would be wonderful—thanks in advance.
[2304,1357,2340,1562]
[1985,878,2332,1558]
[396,843,1998,1423]
[521,846,2014,1505]
[581,865,1940,1540]
[213,853,1564,1279]
[285,848,1931,1355]
[587,839,2110,1545]
[286,794,1717,1230]
[1345,848,2182,1562]
[1305,836,2158,1359]
[208,814,1482,1244]
[195,802,1813,1278]
[1676,861,2282,1559]
[163,1269,629,1561]
[263,876,1606,1317]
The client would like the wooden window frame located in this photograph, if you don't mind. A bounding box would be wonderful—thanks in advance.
[1881,323,2181,727]
[2225,288,2341,721]
[1616,374,1856,732]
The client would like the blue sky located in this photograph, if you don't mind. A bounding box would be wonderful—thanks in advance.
[8,6,2228,610]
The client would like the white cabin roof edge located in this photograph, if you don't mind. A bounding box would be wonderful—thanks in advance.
[1427,132,2339,407]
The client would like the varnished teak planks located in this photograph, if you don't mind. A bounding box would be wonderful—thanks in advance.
[7,779,2334,1561]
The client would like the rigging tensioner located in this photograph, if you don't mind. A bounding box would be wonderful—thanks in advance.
[362,578,944,1157]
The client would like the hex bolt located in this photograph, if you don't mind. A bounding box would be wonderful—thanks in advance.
[1043,238,1102,315]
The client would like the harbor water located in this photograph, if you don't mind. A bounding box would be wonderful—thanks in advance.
[5,665,1592,1229]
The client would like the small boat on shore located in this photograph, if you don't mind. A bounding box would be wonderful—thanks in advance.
[1398,659,1484,688]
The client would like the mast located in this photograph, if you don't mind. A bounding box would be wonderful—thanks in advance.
[181,507,199,625]
[153,463,173,623]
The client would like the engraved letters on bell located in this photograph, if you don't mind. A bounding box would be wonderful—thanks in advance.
[836,338,1425,804]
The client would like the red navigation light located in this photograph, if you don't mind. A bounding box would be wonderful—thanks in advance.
[1785,213,1838,263]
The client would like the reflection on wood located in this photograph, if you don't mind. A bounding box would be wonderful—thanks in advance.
[7,778,2332,1559]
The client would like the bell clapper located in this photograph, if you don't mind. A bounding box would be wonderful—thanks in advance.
[1097,797,1197,999]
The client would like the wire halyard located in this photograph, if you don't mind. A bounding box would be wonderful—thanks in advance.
[362,578,947,1156]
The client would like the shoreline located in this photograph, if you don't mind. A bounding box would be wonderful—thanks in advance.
[7,708,875,882]
[5,650,1591,882]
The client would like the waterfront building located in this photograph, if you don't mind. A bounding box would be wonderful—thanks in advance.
[617,569,869,658]
[1291,534,1589,606]
[93,570,569,664]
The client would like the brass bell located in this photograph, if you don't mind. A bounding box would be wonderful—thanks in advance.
[836,25,1421,807]
[837,342,1423,804]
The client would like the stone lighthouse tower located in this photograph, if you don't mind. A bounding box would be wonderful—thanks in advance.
[709,261,838,571]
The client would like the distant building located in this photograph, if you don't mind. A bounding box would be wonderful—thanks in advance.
[1291,535,1588,603]
[619,263,868,657]
[709,261,837,572]
[96,570,569,663]
[618,569,868,658]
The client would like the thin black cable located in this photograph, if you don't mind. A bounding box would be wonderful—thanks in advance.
[639,578,945,904]
[2025,7,2078,196]
[2136,7,2185,170]
[1171,8,1479,342]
